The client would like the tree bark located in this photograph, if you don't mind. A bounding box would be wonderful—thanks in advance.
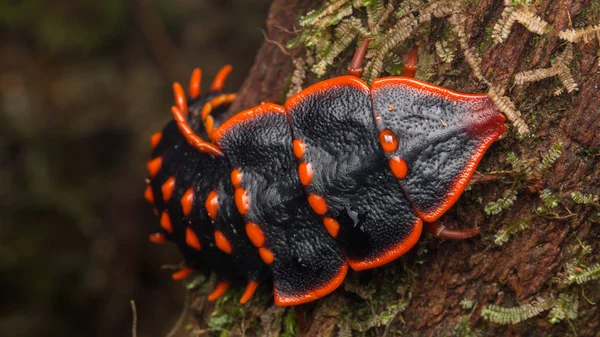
[204,0,600,336]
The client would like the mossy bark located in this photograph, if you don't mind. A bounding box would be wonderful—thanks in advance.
[214,0,600,336]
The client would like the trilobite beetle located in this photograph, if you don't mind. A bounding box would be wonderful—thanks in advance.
[145,39,506,306]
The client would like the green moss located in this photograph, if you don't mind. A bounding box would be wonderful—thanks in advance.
[280,308,297,337]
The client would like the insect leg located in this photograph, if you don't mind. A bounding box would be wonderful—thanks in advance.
[423,221,479,240]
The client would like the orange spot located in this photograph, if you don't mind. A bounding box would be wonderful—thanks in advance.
[172,82,188,115]
[298,162,313,186]
[148,232,166,243]
[347,218,423,271]
[172,266,193,280]
[144,185,154,204]
[245,222,265,247]
[235,188,249,215]
[323,217,340,238]
[185,227,202,251]
[231,169,243,187]
[208,281,231,301]
[308,194,328,215]
[259,247,274,264]
[189,68,202,99]
[292,139,305,159]
[150,132,162,149]
[214,230,232,254]
[210,65,232,91]
[389,156,408,179]
[181,188,194,217]
[161,177,176,201]
[147,157,162,178]
[379,129,398,153]
[160,212,173,233]
[240,281,259,304]
[274,263,349,306]
[205,190,219,219]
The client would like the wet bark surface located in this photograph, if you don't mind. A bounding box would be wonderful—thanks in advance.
[220,0,600,336]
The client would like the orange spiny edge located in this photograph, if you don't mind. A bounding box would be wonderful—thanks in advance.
[150,132,162,149]
[259,247,274,264]
[308,194,328,215]
[239,281,260,304]
[286,76,370,111]
[214,230,233,254]
[201,102,213,120]
[160,212,173,233]
[171,106,224,156]
[144,185,154,204]
[212,103,287,143]
[204,115,215,140]
[185,227,202,250]
[348,38,371,77]
[172,266,194,280]
[402,45,418,78]
[274,262,349,306]
[148,232,166,244]
[189,68,202,99]
[172,82,189,115]
[347,218,423,271]
[147,157,162,178]
[181,187,194,217]
[210,65,233,92]
[245,222,265,247]
[371,77,493,102]
[161,176,176,201]
[208,281,231,301]
[205,190,219,219]
[203,94,237,119]
[417,124,509,222]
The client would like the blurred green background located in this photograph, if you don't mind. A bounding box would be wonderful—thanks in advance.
[0,1,270,336]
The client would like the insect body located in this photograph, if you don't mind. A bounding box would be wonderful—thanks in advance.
[145,41,507,306]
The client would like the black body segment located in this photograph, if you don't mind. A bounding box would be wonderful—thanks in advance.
[213,104,348,306]
[146,63,508,307]
[211,167,269,283]
[148,120,237,280]
[148,91,267,285]
[371,77,507,222]
[286,77,422,271]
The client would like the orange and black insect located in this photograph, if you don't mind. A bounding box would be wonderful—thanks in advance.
[144,40,507,306]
